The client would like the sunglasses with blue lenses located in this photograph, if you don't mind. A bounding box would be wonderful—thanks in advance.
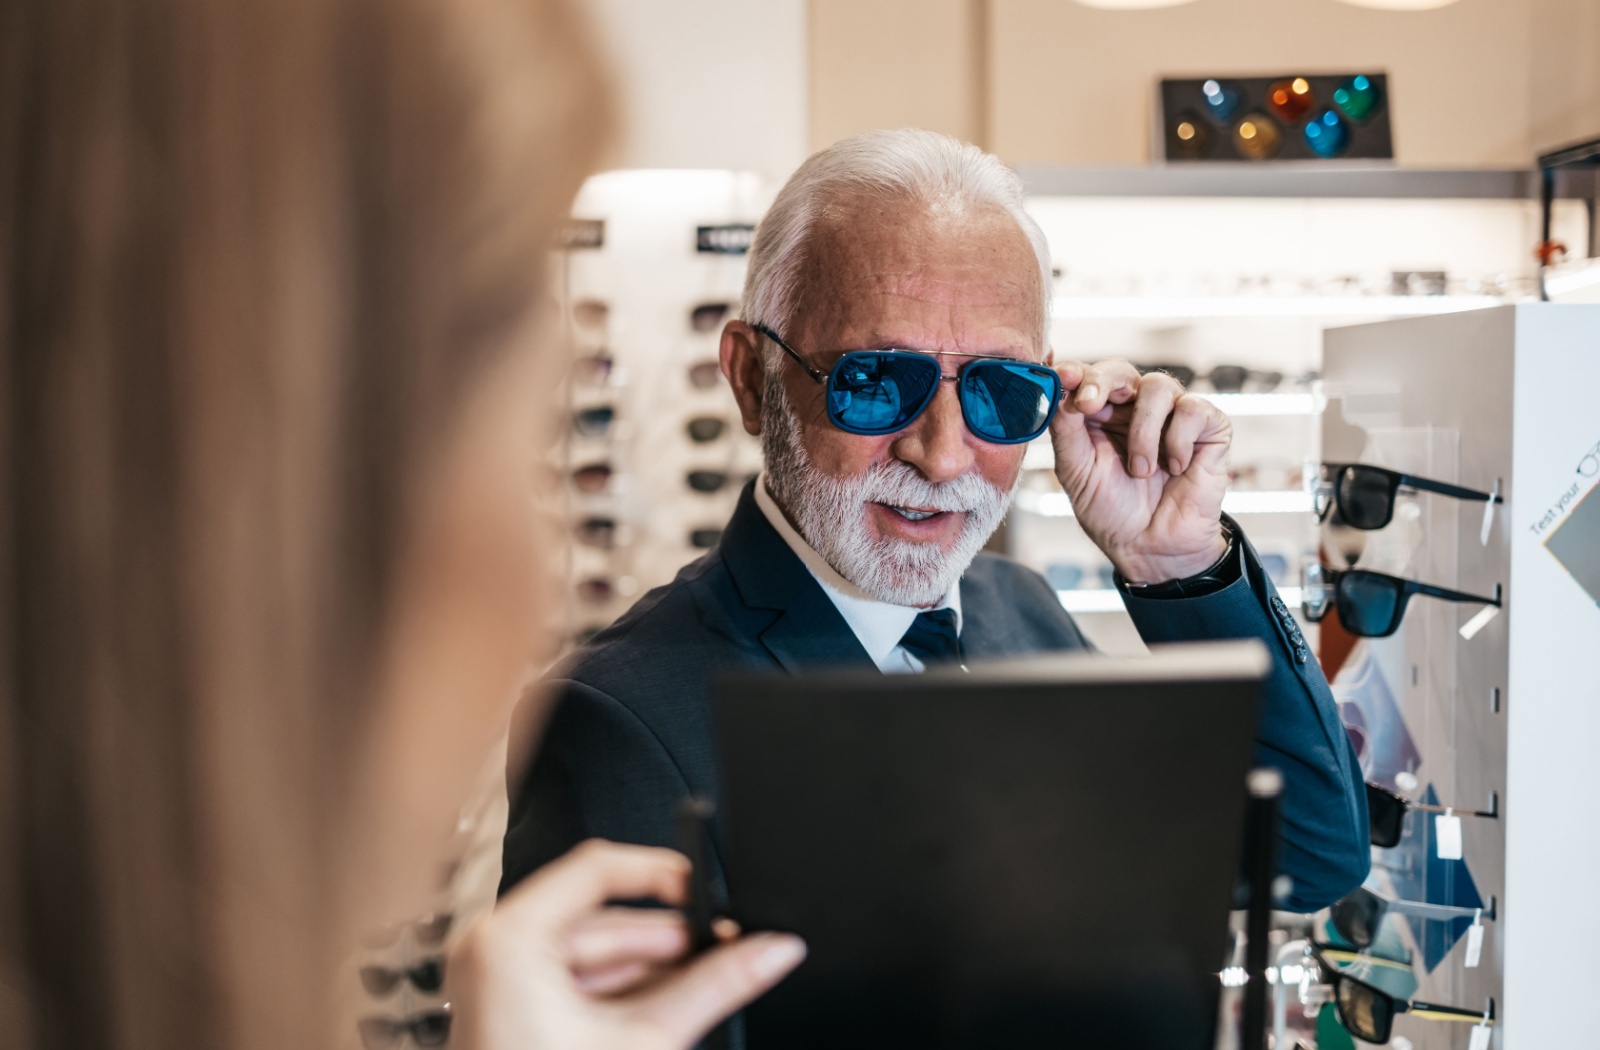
[754,323,1061,445]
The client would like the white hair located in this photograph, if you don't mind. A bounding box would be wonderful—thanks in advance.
[742,128,1052,355]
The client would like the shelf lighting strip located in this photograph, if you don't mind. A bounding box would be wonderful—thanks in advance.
[1051,294,1508,320]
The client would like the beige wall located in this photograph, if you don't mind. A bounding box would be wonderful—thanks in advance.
[810,0,1600,167]
[809,0,987,148]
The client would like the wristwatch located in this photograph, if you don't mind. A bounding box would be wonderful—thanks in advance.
[1117,521,1240,600]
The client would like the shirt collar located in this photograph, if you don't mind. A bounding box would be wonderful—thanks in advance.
[754,475,962,666]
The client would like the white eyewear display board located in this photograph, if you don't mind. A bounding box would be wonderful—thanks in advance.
[1322,304,1600,1049]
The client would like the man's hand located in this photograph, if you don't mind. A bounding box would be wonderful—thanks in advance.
[452,840,806,1050]
[1048,359,1232,585]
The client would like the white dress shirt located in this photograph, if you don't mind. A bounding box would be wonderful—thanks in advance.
[754,475,962,674]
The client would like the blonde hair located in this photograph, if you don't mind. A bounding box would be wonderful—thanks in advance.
[0,1,610,1046]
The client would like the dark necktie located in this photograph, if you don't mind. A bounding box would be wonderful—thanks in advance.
[898,608,964,668]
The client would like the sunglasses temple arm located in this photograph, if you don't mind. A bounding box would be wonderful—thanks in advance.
[1414,581,1502,607]
[1389,894,1496,922]
[1400,473,1502,505]
[754,324,828,384]
[1407,1001,1495,1023]
[1408,791,1499,819]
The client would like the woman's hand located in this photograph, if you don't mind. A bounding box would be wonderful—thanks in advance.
[451,839,806,1050]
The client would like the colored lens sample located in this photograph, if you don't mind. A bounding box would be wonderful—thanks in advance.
[1201,78,1240,121]
[1333,74,1380,121]
[1170,111,1212,159]
[1267,77,1314,124]
[1304,109,1351,158]
[1233,113,1283,160]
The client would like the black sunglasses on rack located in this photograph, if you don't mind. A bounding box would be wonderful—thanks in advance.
[1330,885,1493,950]
[359,958,445,997]
[1311,945,1492,1044]
[691,302,732,332]
[1301,563,1501,638]
[357,1008,452,1049]
[688,526,722,549]
[1366,782,1498,849]
[686,416,726,443]
[1137,362,1286,393]
[1314,462,1501,531]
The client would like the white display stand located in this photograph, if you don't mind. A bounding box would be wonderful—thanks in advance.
[1322,304,1600,1049]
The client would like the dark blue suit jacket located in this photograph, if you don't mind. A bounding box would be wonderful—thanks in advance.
[503,484,1368,912]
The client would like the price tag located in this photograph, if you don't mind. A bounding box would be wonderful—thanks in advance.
[1469,1020,1491,1050]
[1436,809,1463,860]
[1460,604,1499,640]
[1465,909,1484,967]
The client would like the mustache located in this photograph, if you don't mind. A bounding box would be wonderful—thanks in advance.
[849,461,1010,514]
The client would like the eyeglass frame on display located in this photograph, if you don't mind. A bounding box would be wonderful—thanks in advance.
[1329,885,1495,950]
[1365,782,1498,850]
[359,958,445,997]
[1306,945,1493,1044]
[1300,562,1501,638]
[1312,462,1501,531]
[356,1007,453,1050]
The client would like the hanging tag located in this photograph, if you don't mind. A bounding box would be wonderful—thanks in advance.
[1465,908,1484,967]
[1469,1019,1491,1050]
[1460,604,1500,640]
[1479,481,1500,546]
[1436,808,1464,860]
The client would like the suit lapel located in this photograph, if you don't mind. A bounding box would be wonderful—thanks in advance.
[718,483,877,675]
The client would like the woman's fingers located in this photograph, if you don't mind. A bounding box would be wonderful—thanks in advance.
[567,907,689,973]
[633,932,807,1047]
[500,840,691,934]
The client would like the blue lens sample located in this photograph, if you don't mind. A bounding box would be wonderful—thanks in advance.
[827,352,940,434]
[959,361,1060,443]
[1304,109,1351,158]
[1202,78,1240,121]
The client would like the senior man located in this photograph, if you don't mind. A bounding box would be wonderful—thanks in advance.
[503,130,1367,913]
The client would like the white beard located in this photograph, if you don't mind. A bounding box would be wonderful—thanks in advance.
[761,371,1015,607]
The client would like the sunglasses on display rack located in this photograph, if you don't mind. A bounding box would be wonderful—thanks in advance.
[687,360,722,390]
[688,526,723,549]
[1330,885,1494,950]
[1313,462,1502,531]
[1366,782,1498,849]
[576,516,618,549]
[572,405,615,439]
[570,462,613,494]
[1300,563,1501,638]
[1137,363,1287,393]
[357,1008,452,1050]
[359,958,445,997]
[571,299,608,335]
[571,352,614,387]
[1307,945,1493,1044]
[755,323,1062,444]
[361,912,454,951]
[575,577,617,604]
[686,416,727,443]
[691,302,733,333]
[686,470,751,494]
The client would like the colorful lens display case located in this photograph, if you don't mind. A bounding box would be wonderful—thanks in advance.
[1160,73,1392,162]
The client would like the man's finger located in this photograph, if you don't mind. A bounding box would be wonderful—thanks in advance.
[567,907,689,972]
[1124,372,1182,479]
[499,840,691,933]
[1160,395,1229,477]
[574,960,657,996]
[633,932,807,1046]
[1072,360,1140,414]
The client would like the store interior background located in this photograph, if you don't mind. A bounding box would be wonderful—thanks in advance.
[425,6,1600,1048]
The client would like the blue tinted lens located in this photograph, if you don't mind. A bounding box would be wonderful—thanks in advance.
[826,351,940,434]
[1338,571,1405,637]
[960,361,1060,443]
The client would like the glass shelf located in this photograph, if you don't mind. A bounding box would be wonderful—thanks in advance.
[1051,294,1508,320]
[1017,488,1312,518]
